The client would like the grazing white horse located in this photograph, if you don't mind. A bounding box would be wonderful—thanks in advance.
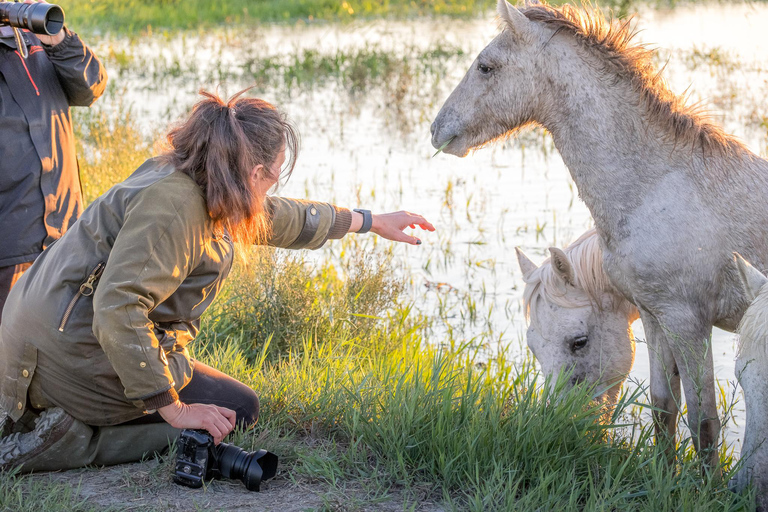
[732,254,768,509]
[516,229,638,407]
[431,0,768,465]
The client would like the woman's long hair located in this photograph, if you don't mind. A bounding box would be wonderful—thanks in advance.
[161,88,299,244]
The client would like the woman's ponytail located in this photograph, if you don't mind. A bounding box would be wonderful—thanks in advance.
[161,87,299,245]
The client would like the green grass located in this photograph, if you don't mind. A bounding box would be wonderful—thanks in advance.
[0,469,107,511]
[60,0,496,34]
[73,101,153,204]
[58,0,762,35]
[189,251,754,511]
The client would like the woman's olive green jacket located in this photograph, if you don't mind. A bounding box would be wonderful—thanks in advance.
[0,158,351,426]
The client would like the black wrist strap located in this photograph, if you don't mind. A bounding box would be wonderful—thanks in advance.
[353,209,373,234]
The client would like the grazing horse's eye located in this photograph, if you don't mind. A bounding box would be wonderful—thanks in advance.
[477,63,493,75]
[571,336,589,351]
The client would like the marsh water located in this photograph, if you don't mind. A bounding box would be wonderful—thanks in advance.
[87,3,768,451]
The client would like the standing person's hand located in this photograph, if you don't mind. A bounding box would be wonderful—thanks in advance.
[158,401,237,444]
[22,0,65,46]
[350,211,435,245]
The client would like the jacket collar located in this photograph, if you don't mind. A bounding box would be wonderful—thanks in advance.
[0,26,35,50]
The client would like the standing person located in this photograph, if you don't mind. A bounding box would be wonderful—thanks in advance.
[0,89,434,471]
[0,1,107,323]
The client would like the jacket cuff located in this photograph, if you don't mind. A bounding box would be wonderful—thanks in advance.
[142,388,179,411]
[43,27,76,55]
[328,207,352,239]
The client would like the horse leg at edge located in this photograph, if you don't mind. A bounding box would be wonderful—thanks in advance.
[642,311,681,461]
[659,314,721,472]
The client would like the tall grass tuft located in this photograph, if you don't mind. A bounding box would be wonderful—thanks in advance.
[197,244,417,361]
[73,100,153,204]
[192,250,753,511]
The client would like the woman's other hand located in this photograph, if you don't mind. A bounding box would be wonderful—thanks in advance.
[158,400,237,444]
[367,211,435,245]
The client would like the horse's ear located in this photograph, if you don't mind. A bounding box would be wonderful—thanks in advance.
[497,0,533,41]
[549,247,575,286]
[515,247,538,279]
[734,252,768,302]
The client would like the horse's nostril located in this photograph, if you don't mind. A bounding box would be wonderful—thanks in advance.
[430,122,436,136]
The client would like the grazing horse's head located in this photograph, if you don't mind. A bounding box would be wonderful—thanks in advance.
[517,230,639,406]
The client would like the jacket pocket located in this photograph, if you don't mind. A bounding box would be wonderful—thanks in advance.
[58,262,106,332]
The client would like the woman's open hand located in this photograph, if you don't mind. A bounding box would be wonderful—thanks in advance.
[370,211,435,245]
[158,400,237,444]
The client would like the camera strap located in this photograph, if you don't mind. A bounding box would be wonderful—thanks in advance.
[0,25,31,56]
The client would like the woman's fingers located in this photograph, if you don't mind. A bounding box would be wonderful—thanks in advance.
[379,225,421,245]
[161,402,237,443]
[370,211,434,245]
[217,406,237,430]
[406,213,435,231]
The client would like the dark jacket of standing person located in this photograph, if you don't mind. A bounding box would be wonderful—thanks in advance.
[0,26,107,268]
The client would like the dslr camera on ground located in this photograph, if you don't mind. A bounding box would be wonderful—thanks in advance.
[173,429,279,492]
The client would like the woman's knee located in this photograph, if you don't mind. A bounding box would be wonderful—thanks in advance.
[237,388,259,427]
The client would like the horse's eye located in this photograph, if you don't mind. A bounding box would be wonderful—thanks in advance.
[477,63,493,74]
[571,336,589,351]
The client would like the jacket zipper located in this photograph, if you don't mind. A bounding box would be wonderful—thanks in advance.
[58,262,106,332]
[14,50,39,96]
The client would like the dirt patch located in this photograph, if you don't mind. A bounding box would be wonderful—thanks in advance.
[28,460,447,512]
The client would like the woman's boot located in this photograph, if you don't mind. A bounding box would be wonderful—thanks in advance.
[0,407,180,472]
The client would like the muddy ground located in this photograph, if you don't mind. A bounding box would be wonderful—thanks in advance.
[30,459,447,512]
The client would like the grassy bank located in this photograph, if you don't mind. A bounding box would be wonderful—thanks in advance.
[0,248,753,511]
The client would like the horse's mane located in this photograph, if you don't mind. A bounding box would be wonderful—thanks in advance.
[518,2,745,155]
[522,228,622,327]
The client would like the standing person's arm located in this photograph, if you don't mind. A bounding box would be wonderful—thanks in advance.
[26,0,107,106]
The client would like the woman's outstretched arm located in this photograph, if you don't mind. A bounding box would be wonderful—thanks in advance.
[264,197,434,249]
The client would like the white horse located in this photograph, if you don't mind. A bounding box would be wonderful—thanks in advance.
[732,254,768,509]
[516,229,639,407]
[431,0,768,465]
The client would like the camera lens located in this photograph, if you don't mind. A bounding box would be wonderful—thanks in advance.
[215,442,278,492]
[0,2,65,36]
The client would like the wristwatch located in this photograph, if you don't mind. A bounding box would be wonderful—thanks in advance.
[353,209,373,234]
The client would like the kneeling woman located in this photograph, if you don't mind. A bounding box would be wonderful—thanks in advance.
[0,89,434,471]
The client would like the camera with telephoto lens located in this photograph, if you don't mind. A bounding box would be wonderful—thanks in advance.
[0,1,64,36]
[173,429,278,492]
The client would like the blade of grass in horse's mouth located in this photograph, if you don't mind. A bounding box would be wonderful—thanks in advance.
[432,137,455,158]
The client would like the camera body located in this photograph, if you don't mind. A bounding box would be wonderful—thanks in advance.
[174,429,278,492]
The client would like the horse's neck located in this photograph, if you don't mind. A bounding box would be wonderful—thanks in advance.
[539,63,688,238]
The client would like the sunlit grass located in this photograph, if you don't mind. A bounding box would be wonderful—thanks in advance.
[194,274,754,510]
[61,0,496,34]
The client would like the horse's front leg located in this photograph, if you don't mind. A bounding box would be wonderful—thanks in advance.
[656,312,720,471]
[641,311,681,459]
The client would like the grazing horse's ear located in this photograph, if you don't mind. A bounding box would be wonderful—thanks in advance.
[549,247,575,286]
[497,0,534,41]
[515,247,538,279]
[734,252,768,303]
